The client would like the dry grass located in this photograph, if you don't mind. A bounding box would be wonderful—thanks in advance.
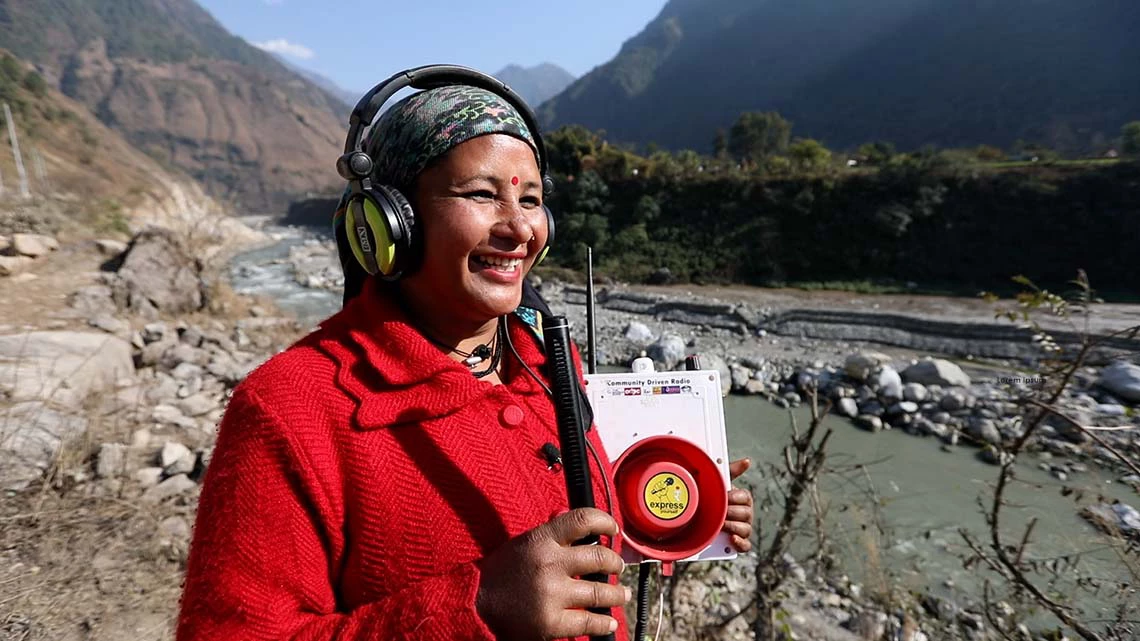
[1,384,192,641]
[0,481,191,641]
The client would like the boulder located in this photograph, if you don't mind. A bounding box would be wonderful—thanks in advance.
[622,321,654,345]
[743,379,767,395]
[698,352,732,397]
[855,414,883,433]
[0,331,135,406]
[1097,361,1140,403]
[903,359,971,388]
[939,390,968,411]
[135,467,164,488]
[141,473,196,503]
[67,285,117,317]
[88,314,130,336]
[0,255,34,276]
[844,351,892,382]
[903,383,929,402]
[178,393,217,418]
[646,334,687,371]
[875,366,903,400]
[837,397,858,418]
[95,239,128,257]
[96,443,128,479]
[1081,503,1140,540]
[730,364,751,391]
[0,401,88,490]
[966,418,1002,445]
[11,233,58,258]
[110,228,206,316]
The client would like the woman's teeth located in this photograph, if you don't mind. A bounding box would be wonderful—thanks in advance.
[475,256,522,272]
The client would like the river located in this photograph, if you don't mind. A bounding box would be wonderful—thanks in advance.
[228,227,1138,623]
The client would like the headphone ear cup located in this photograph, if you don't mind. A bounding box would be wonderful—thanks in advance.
[345,195,381,275]
[371,185,416,279]
[533,204,555,268]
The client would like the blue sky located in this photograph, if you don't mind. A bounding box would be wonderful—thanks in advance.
[196,0,669,95]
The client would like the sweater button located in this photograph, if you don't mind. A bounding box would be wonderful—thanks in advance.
[500,405,524,428]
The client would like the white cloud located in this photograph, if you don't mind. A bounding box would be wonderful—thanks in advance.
[253,38,314,60]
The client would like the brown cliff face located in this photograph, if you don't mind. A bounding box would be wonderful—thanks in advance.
[0,0,351,212]
[63,38,347,211]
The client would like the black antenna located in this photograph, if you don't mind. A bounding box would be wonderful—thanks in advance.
[586,247,597,375]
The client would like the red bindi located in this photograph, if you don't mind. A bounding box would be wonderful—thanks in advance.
[511,176,519,185]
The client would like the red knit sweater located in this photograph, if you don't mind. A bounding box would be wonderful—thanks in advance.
[176,280,628,641]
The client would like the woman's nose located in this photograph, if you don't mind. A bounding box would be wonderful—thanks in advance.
[494,207,538,244]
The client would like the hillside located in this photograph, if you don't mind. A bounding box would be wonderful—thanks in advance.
[0,0,347,212]
[494,63,575,108]
[539,0,1140,154]
[0,48,238,243]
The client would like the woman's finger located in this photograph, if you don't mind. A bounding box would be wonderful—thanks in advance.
[728,458,751,481]
[561,542,625,579]
[728,488,753,506]
[725,505,752,523]
[553,609,620,639]
[731,534,753,553]
[722,519,751,540]
[562,577,631,611]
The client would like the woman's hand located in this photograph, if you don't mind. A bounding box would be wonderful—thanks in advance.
[476,507,630,640]
[724,458,755,552]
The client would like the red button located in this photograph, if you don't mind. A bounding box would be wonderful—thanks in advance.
[500,405,524,427]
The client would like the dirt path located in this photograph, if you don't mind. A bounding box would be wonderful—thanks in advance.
[0,241,112,333]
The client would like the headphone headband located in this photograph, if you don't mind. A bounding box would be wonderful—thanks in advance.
[344,64,549,179]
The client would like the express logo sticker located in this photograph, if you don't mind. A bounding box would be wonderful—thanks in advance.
[643,472,690,520]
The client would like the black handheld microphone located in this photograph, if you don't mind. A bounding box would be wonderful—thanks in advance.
[542,314,616,641]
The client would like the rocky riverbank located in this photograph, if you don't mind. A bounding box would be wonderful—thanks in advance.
[3,223,1137,641]
[274,235,1140,539]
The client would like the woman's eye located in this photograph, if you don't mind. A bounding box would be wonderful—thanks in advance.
[521,196,541,208]
[465,190,494,201]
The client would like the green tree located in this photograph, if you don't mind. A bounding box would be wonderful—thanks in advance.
[646,150,683,179]
[675,149,703,174]
[633,194,661,223]
[787,138,831,172]
[1122,121,1140,156]
[856,141,896,165]
[0,54,21,82]
[545,125,603,175]
[22,70,46,98]
[727,111,791,162]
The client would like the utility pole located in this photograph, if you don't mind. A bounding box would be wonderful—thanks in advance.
[4,102,30,199]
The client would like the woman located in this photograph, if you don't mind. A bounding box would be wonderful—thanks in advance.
[176,76,754,641]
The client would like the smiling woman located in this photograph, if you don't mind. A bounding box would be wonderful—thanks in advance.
[173,66,753,641]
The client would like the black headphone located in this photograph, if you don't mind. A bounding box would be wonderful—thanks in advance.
[336,64,556,281]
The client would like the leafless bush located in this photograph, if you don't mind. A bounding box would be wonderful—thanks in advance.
[961,271,1140,640]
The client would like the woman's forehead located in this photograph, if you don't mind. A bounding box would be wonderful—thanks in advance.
[427,134,542,178]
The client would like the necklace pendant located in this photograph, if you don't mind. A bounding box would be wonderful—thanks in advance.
[464,355,485,367]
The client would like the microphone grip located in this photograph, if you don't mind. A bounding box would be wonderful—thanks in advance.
[542,315,615,641]
[542,315,595,511]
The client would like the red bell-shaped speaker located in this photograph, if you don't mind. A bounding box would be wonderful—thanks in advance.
[613,435,728,575]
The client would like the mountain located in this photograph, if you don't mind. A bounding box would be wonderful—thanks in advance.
[0,47,241,244]
[0,0,348,211]
[494,63,575,110]
[274,55,359,111]
[539,0,1140,154]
